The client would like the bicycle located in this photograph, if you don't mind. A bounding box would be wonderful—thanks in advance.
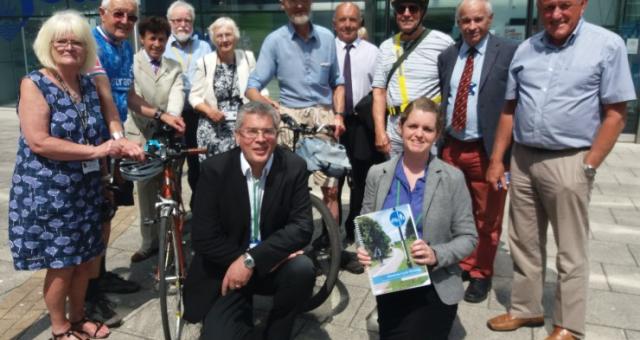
[120,127,206,340]
[278,113,346,312]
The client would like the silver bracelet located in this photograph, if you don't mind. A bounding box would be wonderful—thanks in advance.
[111,131,124,140]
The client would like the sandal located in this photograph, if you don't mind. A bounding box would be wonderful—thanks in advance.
[50,327,86,340]
[71,317,111,339]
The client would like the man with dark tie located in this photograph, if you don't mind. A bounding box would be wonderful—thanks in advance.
[437,0,517,303]
[333,2,383,274]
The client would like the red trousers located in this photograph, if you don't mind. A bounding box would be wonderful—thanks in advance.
[441,136,507,279]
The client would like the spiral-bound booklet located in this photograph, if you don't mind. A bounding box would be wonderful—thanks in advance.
[355,204,431,296]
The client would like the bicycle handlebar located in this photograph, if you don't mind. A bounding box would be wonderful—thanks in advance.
[280,113,335,135]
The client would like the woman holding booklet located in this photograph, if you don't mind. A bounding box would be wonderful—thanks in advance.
[357,97,477,339]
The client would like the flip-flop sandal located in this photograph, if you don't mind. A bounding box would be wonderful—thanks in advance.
[50,327,86,340]
[71,317,111,339]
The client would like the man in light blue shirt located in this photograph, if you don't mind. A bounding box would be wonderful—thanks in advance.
[486,1,637,338]
[246,0,345,225]
[163,1,212,206]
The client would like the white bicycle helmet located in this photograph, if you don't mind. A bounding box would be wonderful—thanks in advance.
[119,158,164,181]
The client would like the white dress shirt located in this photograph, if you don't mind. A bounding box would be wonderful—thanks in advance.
[335,37,379,107]
[240,151,274,246]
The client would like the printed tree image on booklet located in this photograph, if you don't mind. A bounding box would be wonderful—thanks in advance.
[355,204,431,296]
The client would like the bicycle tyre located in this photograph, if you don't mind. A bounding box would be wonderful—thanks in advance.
[158,216,185,340]
[302,194,342,312]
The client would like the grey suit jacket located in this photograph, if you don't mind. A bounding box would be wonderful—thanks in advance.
[126,50,184,143]
[361,155,477,305]
[438,34,518,161]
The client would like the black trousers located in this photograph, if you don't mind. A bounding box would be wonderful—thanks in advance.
[183,106,200,208]
[201,255,315,340]
[376,285,458,340]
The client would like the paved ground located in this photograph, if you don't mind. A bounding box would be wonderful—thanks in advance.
[1,106,640,339]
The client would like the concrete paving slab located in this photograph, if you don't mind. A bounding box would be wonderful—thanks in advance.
[602,264,640,295]
[0,261,32,296]
[109,222,144,253]
[627,329,640,340]
[629,244,640,265]
[589,240,636,266]
[611,209,640,227]
[532,323,627,340]
[596,183,640,198]
[452,305,534,340]
[591,222,640,245]
[586,290,640,331]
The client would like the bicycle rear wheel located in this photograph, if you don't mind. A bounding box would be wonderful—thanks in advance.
[302,194,342,312]
[158,216,185,340]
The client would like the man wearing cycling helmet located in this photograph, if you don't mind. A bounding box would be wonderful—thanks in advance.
[372,0,453,157]
[184,101,315,339]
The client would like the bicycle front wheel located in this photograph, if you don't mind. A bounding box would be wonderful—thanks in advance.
[158,216,185,340]
[302,194,342,312]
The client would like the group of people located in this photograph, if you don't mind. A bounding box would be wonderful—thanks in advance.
[7,0,636,339]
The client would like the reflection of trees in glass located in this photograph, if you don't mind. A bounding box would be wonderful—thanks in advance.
[356,216,391,258]
[405,218,416,240]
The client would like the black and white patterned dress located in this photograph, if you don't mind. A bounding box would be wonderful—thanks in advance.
[196,62,243,162]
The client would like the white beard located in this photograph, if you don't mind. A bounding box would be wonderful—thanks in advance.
[174,32,192,43]
[290,14,309,26]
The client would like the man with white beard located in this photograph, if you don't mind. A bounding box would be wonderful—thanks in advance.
[163,0,212,206]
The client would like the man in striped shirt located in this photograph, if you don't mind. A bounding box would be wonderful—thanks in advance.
[372,0,453,157]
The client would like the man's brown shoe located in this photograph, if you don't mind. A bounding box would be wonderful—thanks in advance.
[487,313,544,331]
[545,326,577,340]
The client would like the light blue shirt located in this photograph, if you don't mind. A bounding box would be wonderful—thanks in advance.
[240,152,274,245]
[445,35,488,141]
[163,34,212,95]
[507,20,636,150]
[247,22,343,108]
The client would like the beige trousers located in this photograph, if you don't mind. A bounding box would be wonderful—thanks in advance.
[508,143,594,337]
[135,174,162,252]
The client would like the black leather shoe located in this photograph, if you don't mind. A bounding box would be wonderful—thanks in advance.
[98,272,141,294]
[464,278,491,303]
[341,251,365,274]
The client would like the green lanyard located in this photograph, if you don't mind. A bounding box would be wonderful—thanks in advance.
[252,178,262,243]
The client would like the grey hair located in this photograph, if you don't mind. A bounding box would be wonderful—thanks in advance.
[167,1,196,21]
[208,17,241,46]
[332,2,363,22]
[455,0,493,21]
[33,10,98,73]
[101,0,140,9]
[235,101,281,131]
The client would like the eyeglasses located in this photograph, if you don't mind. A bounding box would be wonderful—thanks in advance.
[238,128,278,140]
[52,39,84,49]
[169,18,193,25]
[394,4,421,15]
[107,9,138,23]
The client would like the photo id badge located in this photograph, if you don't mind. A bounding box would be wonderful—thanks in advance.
[82,159,100,174]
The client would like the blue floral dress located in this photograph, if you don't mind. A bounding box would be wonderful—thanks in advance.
[8,70,107,271]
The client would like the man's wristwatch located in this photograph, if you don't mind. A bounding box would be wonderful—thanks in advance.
[153,109,164,120]
[243,253,255,269]
[583,163,597,178]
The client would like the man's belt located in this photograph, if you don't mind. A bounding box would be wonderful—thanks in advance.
[518,143,590,153]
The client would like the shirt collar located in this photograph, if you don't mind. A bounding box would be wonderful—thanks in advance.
[97,26,121,46]
[240,151,274,180]
[143,50,161,65]
[336,37,361,49]
[287,22,317,41]
[461,33,489,57]
[540,18,584,49]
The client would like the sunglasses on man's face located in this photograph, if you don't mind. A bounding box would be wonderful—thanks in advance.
[394,4,421,15]
[108,9,138,23]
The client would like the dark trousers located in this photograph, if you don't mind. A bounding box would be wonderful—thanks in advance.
[441,136,508,279]
[201,255,315,340]
[376,286,457,340]
[183,106,200,208]
[339,114,384,243]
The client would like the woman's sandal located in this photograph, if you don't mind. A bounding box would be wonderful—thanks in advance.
[50,327,86,340]
[70,317,110,339]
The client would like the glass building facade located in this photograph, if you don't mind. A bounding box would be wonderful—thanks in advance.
[1,0,638,139]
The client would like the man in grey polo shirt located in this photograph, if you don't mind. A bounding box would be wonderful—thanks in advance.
[486,1,636,339]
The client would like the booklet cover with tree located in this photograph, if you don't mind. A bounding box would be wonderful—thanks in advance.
[355,204,431,296]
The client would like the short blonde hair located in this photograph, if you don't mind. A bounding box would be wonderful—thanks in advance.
[208,17,240,47]
[32,10,97,74]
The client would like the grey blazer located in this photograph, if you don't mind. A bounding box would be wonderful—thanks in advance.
[438,34,518,161]
[361,155,477,305]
